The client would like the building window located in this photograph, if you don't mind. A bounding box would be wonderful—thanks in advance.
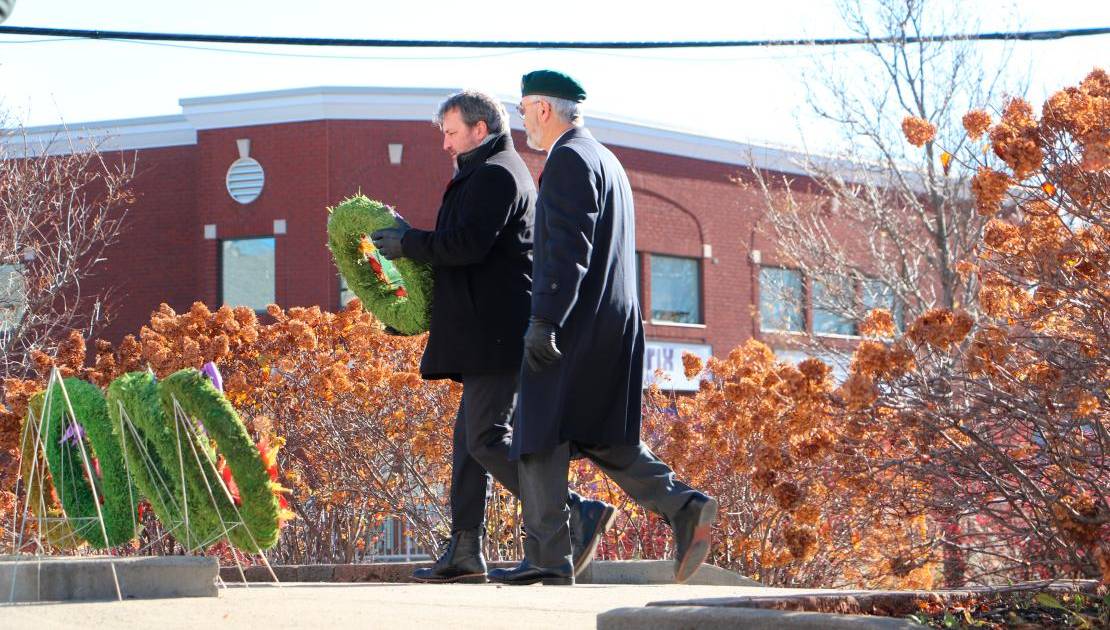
[221,237,275,312]
[0,264,27,334]
[862,278,903,330]
[339,273,357,309]
[650,255,701,324]
[759,267,804,332]
[813,276,856,336]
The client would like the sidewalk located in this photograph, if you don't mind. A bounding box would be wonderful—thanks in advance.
[1,582,896,629]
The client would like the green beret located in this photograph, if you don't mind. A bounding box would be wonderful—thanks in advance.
[521,70,586,103]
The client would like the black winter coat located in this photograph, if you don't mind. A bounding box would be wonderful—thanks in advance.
[401,133,536,381]
[512,127,645,458]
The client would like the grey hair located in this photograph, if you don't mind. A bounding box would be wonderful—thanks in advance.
[539,96,584,126]
[435,90,509,135]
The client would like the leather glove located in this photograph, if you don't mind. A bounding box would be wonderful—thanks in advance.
[370,227,408,260]
[523,317,562,372]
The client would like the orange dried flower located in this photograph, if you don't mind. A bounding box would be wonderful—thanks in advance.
[906,308,974,351]
[783,525,818,561]
[989,98,1043,179]
[982,218,1021,254]
[901,116,936,147]
[859,309,896,338]
[970,167,1010,216]
[962,109,992,140]
[682,352,704,380]
[839,372,878,409]
[771,481,804,512]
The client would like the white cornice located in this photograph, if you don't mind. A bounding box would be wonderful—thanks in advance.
[1,115,196,158]
[179,85,456,130]
[3,86,814,174]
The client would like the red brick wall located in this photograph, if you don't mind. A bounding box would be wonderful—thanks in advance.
[88,144,200,343]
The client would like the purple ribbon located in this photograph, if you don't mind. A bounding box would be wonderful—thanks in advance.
[59,421,85,446]
[202,361,224,392]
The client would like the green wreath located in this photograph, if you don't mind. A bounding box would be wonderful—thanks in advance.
[106,371,222,551]
[327,194,432,334]
[158,368,281,552]
[20,393,83,549]
[40,377,138,548]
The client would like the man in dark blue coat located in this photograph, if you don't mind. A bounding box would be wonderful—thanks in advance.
[371,90,615,583]
[488,72,718,586]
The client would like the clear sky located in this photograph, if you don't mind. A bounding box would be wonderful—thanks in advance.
[1,0,1107,152]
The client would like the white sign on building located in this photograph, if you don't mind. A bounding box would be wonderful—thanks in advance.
[643,340,713,391]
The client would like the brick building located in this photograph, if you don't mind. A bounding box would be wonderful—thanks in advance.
[5,86,869,391]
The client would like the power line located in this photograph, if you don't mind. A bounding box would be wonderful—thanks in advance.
[0,25,1107,49]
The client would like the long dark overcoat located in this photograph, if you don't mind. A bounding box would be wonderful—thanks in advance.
[512,127,645,458]
[401,133,536,382]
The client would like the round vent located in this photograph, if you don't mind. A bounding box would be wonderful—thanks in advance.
[226,157,264,204]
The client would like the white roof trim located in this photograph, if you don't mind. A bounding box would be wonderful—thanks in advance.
[180,86,455,130]
[3,86,815,174]
[1,115,197,157]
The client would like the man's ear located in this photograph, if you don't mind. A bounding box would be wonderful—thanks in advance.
[475,120,489,136]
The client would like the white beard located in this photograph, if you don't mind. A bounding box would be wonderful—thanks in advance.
[525,128,544,152]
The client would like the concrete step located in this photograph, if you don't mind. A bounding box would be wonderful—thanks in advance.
[0,555,218,602]
[218,559,759,586]
[598,605,921,629]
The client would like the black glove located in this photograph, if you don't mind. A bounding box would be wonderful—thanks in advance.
[523,317,562,372]
[370,227,408,260]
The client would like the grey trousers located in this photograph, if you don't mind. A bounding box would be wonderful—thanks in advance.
[518,441,696,567]
[449,371,583,532]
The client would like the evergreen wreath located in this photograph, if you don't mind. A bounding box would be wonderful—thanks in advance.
[106,371,221,550]
[20,392,83,549]
[40,377,138,548]
[327,194,432,335]
[158,368,281,551]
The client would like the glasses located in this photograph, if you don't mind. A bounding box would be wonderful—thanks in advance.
[516,98,541,116]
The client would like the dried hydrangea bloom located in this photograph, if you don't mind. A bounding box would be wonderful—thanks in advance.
[901,115,937,147]
[962,109,992,140]
[970,167,1011,216]
[990,97,1043,179]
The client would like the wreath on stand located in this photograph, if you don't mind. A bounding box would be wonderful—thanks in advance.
[20,392,82,549]
[39,377,139,548]
[327,194,432,335]
[17,366,289,554]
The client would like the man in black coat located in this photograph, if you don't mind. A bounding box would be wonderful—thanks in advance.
[488,72,719,586]
[371,90,615,583]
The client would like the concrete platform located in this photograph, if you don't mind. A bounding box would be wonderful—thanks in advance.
[0,555,218,602]
[0,582,910,629]
[218,559,759,586]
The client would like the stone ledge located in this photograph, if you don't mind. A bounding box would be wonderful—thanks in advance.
[0,555,219,602]
[646,579,1102,617]
[219,560,757,586]
[597,605,921,629]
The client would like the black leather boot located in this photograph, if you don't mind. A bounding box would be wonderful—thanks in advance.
[412,528,487,583]
[569,497,617,576]
[671,492,718,583]
[488,559,574,585]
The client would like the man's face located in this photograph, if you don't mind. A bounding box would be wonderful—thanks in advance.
[518,97,545,151]
[440,109,488,159]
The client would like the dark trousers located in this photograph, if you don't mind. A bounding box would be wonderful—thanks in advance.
[449,372,585,532]
[518,441,695,567]
[449,371,521,531]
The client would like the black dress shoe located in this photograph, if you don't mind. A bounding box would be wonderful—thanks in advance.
[487,560,574,586]
[569,498,617,576]
[412,528,487,583]
[671,493,719,583]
